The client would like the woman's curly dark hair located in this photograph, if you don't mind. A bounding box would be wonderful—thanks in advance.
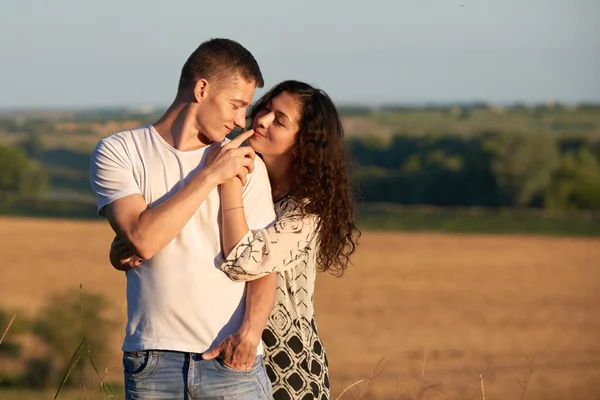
[250,80,360,276]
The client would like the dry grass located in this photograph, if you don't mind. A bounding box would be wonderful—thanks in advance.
[318,232,600,399]
[0,217,599,399]
[0,314,16,347]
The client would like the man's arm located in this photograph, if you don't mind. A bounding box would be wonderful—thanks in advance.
[105,167,221,260]
[218,177,276,351]
[242,275,277,345]
[202,156,277,369]
[95,131,256,260]
[205,177,276,368]
[201,273,276,370]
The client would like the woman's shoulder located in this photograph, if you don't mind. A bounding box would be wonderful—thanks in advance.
[275,194,299,214]
[273,196,319,239]
[275,195,316,218]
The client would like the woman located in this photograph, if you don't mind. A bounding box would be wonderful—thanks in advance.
[216,80,359,400]
[111,80,359,400]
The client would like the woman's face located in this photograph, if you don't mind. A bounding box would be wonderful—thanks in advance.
[249,91,302,159]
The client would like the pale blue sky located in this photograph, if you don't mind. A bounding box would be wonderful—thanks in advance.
[1,0,598,108]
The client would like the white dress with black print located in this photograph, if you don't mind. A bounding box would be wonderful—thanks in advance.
[219,196,330,400]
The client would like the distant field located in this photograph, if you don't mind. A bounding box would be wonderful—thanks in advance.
[358,204,600,236]
[346,106,600,138]
[0,217,598,399]
[3,200,600,237]
[1,107,600,152]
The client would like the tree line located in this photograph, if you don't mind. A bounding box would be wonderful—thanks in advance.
[350,131,600,210]
[1,129,599,212]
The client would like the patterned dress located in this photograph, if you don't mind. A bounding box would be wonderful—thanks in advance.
[219,196,330,400]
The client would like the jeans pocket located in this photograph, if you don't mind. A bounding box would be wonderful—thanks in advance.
[214,355,263,376]
[123,350,158,381]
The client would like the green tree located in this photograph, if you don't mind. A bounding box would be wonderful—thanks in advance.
[0,145,48,206]
[545,147,600,210]
[485,133,560,207]
[18,132,45,158]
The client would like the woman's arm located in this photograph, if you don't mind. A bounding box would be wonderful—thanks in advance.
[219,197,318,282]
[209,177,276,370]
[220,178,251,256]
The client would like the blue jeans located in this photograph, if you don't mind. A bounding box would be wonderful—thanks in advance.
[123,350,272,399]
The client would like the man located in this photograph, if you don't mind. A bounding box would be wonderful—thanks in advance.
[90,38,276,399]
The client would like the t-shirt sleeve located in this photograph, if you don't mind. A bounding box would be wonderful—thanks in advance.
[89,138,141,217]
[241,156,276,229]
[218,199,318,282]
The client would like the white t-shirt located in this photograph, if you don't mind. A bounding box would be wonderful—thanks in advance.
[89,125,276,354]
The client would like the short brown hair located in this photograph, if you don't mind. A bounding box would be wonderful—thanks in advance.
[178,38,264,92]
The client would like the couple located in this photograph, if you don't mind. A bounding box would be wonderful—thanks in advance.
[90,38,359,400]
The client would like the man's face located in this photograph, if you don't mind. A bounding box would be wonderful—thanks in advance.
[196,76,256,143]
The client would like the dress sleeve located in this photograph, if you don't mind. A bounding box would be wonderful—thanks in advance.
[218,199,318,282]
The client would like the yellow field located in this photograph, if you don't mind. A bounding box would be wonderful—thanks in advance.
[0,217,599,399]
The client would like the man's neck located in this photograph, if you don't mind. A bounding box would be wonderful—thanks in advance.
[153,102,211,152]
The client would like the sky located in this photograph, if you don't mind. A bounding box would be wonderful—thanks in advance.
[0,0,599,108]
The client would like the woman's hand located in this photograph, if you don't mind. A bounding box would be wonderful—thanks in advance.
[109,235,143,271]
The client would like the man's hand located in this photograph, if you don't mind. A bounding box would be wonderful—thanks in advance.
[201,327,261,370]
[206,130,256,186]
[109,235,143,271]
